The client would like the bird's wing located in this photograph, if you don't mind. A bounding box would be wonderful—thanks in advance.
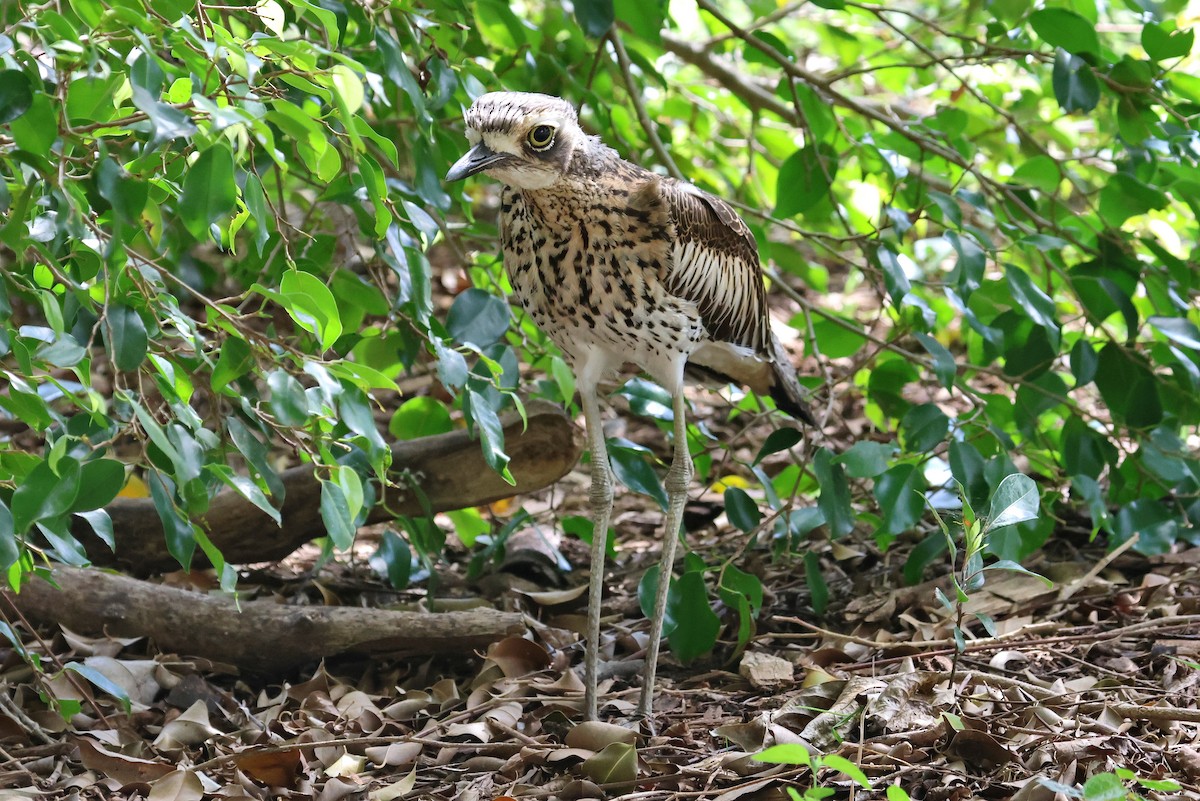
[657,180,771,353]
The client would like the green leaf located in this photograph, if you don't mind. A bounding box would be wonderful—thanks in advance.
[754,744,812,765]
[377,529,412,588]
[836,441,894,479]
[38,336,86,368]
[11,457,81,535]
[609,442,668,509]
[466,389,513,484]
[106,304,149,372]
[754,427,803,464]
[811,315,867,358]
[664,570,720,664]
[813,447,854,537]
[900,404,949,453]
[1149,315,1200,351]
[718,564,763,616]
[211,335,253,396]
[1011,155,1062,194]
[1099,173,1169,226]
[1051,50,1100,112]
[178,145,237,240]
[1029,9,1100,56]
[1081,773,1126,801]
[1004,264,1059,331]
[280,270,343,350]
[9,91,56,158]
[914,333,957,389]
[574,0,614,37]
[320,479,356,550]
[877,247,911,302]
[267,369,309,427]
[1070,339,1098,386]
[946,232,986,296]
[130,51,165,93]
[775,144,838,218]
[432,339,469,390]
[874,463,927,536]
[986,473,1039,530]
[446,288,512,348]
[1094,343,1163,428]
[66,75,120,125]
[820,754,871,788]
[374,29,425,115]
[0,70,33,124]
[1142,22,1194,61]
[724,487,761,533]
[340,387,388,464]
[447,508,491,548]
[803,550,828,614]
[72,459,125,513]
[147,472,195,570]
[390,396,453,440]
[97,159,149,226]
[903,530,948,585]
[130,86,197,147]
[63,662,133,713]
[242,173,272,254]
[0,500,19,572]
[614,0,664,42]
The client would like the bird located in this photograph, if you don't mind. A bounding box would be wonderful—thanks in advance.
[446,92,814,720]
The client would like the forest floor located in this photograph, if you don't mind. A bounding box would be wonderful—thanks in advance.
[4,387,1200,801]
[3,239,1199,799]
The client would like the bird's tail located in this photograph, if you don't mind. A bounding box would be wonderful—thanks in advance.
[767,334,816,425]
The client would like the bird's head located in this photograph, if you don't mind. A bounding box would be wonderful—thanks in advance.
[445,92,583,190]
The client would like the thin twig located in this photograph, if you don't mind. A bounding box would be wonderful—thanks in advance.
[607,28,683,181]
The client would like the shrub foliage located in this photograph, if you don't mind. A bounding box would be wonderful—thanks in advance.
[0,0,1197,591]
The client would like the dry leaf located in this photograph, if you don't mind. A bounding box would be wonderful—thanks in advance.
[565,720,637,750]
[370,767,417,800]
[739,652,794,689]
[580,742,637,787]
[233,748,302,787]
[154,700,219,749]
[147,769,204,801]
[484,636,553,678]
[75,737,175,785]
[365,742,422,768]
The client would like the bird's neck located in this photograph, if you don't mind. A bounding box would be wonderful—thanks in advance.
[517,139,625,210]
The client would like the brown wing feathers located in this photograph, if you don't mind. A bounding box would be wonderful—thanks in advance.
[655,180,815,425]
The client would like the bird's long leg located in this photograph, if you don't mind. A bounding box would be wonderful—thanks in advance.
[580,383,614,722]
[639,388,692,717]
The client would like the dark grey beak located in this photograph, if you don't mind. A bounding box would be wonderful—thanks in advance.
[445,143,512,182]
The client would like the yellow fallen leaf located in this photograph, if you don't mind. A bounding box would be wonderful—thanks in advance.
[118,474,150,499]
[712,475,751,493]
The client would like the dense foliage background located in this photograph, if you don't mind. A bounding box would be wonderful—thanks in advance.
[0,0,1197,606]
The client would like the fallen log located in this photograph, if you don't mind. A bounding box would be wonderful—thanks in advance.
[78,402,583,575]
[5,565,527,674]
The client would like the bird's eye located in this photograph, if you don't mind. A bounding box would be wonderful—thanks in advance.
[527,125,555,150]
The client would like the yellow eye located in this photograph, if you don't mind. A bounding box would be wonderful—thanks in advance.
[528,125,555,150]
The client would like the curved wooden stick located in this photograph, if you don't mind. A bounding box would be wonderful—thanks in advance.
[77,402,583,574]
[5,566,526,673]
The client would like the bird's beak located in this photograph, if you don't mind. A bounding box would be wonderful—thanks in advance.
[445,143,513,182]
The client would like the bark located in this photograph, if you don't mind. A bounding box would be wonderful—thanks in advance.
[78,402,583,575]
[4,566,525,674]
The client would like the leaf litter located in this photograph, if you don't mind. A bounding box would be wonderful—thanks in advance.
[2,442,1200,799]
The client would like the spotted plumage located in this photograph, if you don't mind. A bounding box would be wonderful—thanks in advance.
[447,91,815,720]
[452,92,813,423]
